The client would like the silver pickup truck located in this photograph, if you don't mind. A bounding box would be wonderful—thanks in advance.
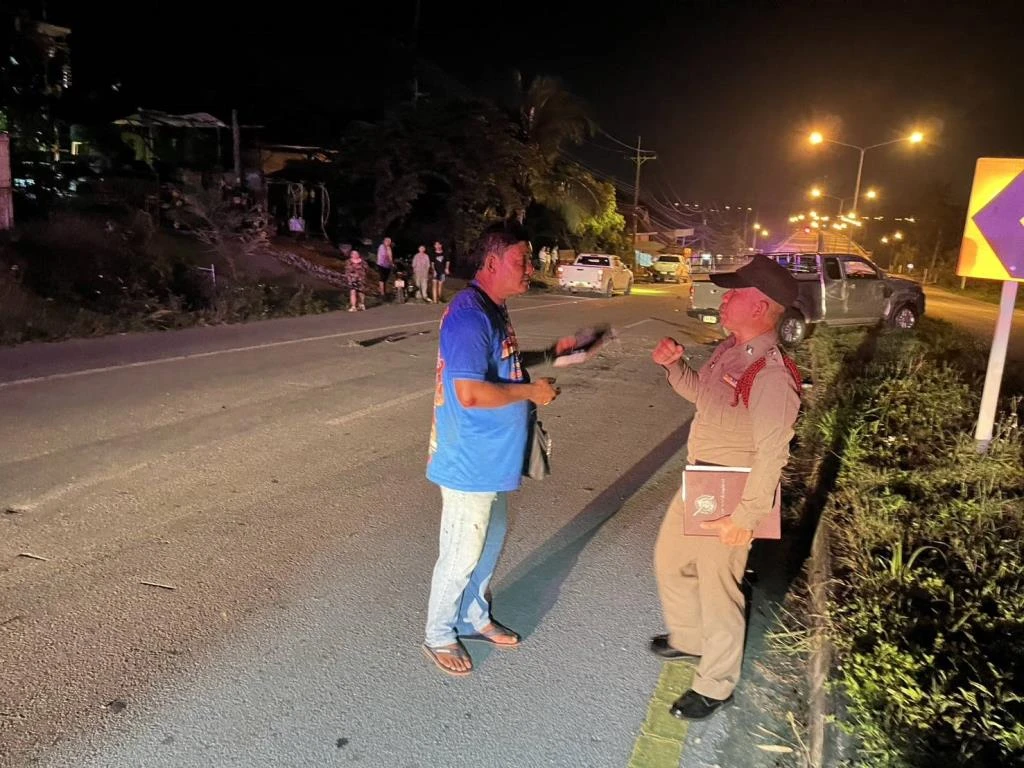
[688,252,926,345]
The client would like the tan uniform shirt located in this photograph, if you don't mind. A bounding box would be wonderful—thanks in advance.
[665,331,800,530]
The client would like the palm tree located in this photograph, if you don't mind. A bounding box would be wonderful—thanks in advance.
[503,73,594,223]
[530,160,605,231]
[512,73,593,164]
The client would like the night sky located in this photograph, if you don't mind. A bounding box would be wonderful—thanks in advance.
[50,0,1024,224]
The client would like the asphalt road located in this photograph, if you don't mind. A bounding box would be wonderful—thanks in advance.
[2,279,1014,768]
[2,283,760,768]
[922,283,1024,361]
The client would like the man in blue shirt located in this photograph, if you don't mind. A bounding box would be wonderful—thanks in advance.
[423,222,578,676]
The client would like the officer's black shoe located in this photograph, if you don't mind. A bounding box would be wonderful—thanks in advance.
[648,634,701,661]
[669,689,734,720]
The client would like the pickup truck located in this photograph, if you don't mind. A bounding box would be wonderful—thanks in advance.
[688,252,926,345]
[557,253,634,297]
[651,254,691,283]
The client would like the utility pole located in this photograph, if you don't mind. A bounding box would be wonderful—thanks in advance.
[232,109,242,188]
[0,133,13,231]
[411,0,423,107]
[926,226,943,285]
[629,135,656,269]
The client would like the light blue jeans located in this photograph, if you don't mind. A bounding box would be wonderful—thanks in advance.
[424,487,509,648]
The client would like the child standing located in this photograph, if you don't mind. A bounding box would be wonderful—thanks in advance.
[346,250,367,311]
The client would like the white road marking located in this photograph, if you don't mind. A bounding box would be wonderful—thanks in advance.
[325,388,433,426]
[0,299,581,389]
[6,388,439,511]
[6,461,153,512]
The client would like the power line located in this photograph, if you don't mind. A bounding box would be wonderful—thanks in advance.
[566,152,702,232]
[563,153,636,193]
[644,197,702,231]
[597,127,657,155]
[582,138,637,156]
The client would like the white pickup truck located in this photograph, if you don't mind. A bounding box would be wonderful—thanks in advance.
[557,253,633,297]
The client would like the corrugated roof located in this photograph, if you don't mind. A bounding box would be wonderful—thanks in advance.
[768,229,869,257]
[113,110,228,129]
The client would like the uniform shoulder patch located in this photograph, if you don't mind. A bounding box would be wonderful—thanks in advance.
[730,352,802,408]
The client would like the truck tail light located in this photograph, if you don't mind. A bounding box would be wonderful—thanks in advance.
[557,265,564,275]
[597,269,604,279]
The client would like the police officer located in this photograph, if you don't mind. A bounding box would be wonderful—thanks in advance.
[650,254,802,720]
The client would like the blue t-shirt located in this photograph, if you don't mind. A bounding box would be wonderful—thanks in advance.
[426,285,529,492]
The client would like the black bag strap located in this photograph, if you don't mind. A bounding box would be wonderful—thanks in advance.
[467,283,504,324]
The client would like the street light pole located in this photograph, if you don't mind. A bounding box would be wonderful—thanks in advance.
[852,146,866,216]
[750,223,766,249]
[810,130,923,220]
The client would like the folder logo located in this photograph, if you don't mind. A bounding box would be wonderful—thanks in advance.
[694,495,718,516]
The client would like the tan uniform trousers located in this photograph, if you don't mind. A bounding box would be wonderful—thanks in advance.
[654,491,750,700]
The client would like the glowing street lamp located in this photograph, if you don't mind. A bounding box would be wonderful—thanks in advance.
[807,184,880,216]
[808,129,924,214]
[750,223,769,249]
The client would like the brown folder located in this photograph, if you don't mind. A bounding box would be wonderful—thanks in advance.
[680,465,781,540]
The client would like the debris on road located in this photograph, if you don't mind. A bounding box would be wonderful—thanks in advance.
[139,580,176,590]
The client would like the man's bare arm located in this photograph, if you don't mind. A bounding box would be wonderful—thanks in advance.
[454,378,559,408]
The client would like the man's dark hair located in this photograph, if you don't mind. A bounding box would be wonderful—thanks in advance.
[469,221,530,271]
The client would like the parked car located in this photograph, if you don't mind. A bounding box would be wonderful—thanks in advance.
[651,254,690,283]
[688,252,925,345]
[558,253,633,297]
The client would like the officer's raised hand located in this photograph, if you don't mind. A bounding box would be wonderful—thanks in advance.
[652,337,685,367]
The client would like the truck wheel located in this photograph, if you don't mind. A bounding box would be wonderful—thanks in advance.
[624,279,633,296]
[778,310,808,346]
[889,304,919,330]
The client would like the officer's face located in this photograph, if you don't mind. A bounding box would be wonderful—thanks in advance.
[720,287,771,332]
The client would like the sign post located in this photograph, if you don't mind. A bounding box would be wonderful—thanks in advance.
[957,157,1024,451]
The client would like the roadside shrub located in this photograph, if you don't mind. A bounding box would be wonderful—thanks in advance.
[794,322,1024,766]
[3,211,339,344]
[17,213,162,313]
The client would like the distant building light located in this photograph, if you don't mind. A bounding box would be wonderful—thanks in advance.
[71,141,83,155]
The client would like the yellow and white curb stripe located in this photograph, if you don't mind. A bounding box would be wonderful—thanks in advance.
[628,661,695,767]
